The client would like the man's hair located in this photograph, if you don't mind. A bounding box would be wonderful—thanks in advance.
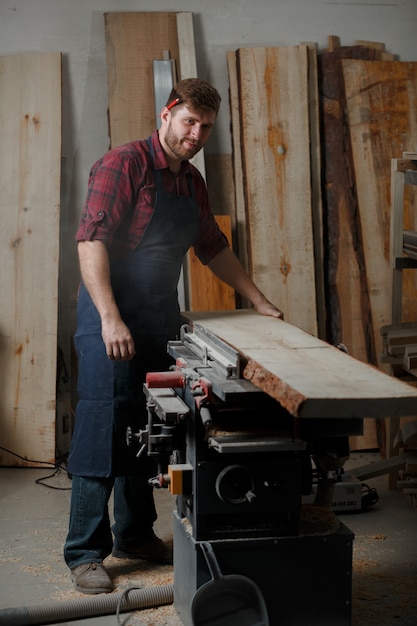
[165,78,221,116]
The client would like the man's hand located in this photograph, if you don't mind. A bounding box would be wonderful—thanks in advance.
[101,317,136,361]
[255,300,284,319]
[78,240,136,361]
[207,247,284,320]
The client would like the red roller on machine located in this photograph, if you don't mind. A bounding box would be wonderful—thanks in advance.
[146,370,186,389]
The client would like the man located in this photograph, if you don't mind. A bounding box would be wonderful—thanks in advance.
[64,78,283,594]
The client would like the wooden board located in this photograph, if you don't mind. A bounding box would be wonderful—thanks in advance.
[175,12,205,178]
[0,52,62,466]
[235,46,317,336]
[105,12,181,148]
[318,46,379,365]
[304,43,326,340]
[227,50,249,280]
[188,215,236,311]
[183,310,417,419]
[342,59,417,365]
[318,46,382,452]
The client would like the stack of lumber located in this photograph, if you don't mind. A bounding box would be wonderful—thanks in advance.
[228,36,417,451]
[228,36,417,360]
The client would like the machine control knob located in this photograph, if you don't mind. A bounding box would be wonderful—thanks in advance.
[215,464,256,504]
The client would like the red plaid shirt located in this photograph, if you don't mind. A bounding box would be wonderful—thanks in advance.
[76,130,228,262]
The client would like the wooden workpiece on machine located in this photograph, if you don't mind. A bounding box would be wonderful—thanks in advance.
[182,310,417,419]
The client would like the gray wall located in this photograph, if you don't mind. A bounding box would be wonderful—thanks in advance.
[1,0,416,350]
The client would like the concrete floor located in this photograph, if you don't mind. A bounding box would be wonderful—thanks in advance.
[0,452,416,626]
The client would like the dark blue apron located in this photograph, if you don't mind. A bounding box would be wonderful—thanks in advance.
[68,141,200,477]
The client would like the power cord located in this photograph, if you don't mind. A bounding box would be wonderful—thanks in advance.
[116,587,143,625]
[361,482,379,509]
[0,445,71,490]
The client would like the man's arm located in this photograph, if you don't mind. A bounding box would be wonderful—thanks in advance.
[78,240,136,360]
[207,247,284,319]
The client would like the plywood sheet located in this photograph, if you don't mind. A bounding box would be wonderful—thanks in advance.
[183,310,417,419]
[0,53,62,466]
[342,59,417,365]
[235,46,317,336]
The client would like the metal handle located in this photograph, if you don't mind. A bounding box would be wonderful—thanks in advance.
[199,542,222,581]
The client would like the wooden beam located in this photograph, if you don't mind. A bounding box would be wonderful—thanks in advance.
[183,310,417,419]
[350,453,415,480]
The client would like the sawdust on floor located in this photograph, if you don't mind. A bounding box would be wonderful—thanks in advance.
[2,468,416,625]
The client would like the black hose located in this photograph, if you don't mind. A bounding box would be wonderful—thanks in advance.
[0,583,174,626]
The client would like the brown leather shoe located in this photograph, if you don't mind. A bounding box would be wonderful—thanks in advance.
[71,562,114,594]
[112,535,173,564]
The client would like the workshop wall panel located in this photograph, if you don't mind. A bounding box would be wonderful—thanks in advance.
[0,52,62,467]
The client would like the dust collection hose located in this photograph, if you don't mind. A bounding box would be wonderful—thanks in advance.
[0,583,174,626]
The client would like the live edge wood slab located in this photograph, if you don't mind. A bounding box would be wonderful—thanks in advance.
[182,310,417,419]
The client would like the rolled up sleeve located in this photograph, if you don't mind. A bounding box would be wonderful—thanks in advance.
[76,151,139,246]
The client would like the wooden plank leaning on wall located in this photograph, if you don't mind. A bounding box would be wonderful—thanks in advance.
[317,44,380,367]
[229,45,318,338]
[342,58,417,368]
[104,11,181,148]
[0,52,62,467]
[343,59,417,458]
[317,43,382,452]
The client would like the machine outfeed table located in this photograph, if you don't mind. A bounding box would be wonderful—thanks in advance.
[127,310,417,626]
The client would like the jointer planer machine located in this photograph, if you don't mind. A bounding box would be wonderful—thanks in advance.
[128,311,417,626]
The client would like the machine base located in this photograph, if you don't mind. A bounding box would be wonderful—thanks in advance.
[173,511,354,626]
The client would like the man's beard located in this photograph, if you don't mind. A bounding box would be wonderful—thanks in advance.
[164,124,200,161]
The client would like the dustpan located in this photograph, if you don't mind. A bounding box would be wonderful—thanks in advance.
[191,541,269,626]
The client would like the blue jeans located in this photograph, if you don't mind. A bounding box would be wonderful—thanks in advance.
[64,475,157,569]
